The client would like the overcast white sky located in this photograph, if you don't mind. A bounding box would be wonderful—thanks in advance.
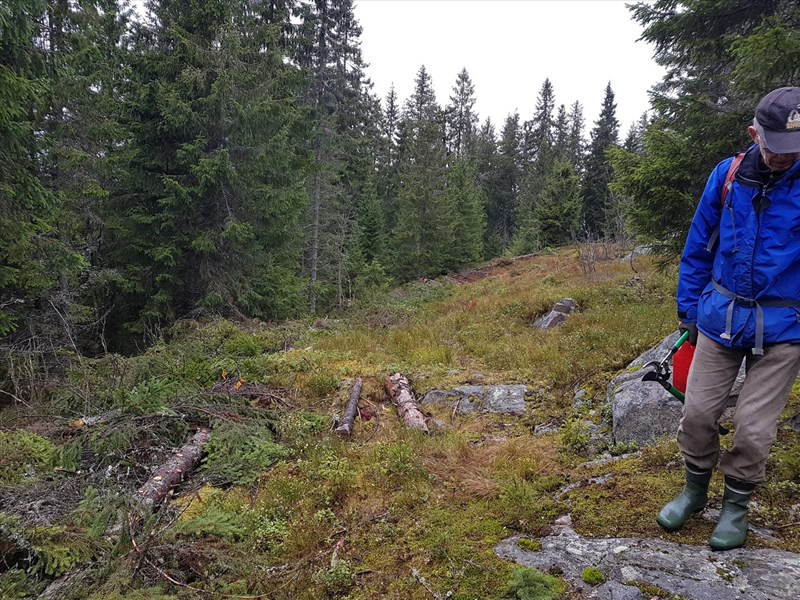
[354,0,665,136]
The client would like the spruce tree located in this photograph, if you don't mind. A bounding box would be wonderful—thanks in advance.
[474,117,503,257]
[621,0,800,259]
[535,159,581,248]
[445,67,479,158]
[445,159,485,270]
[483,113,521,254]
[0,0,51,334]
[108,0,307,341]
[522,78,555,164]
[565,100,586,173]
[296,0,375,311]
[377,85,401,232]
[37,0,130,350]
[392,65,451,280]
[581,82,619,237]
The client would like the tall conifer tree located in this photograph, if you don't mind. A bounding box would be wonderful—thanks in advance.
[0,0,51,334]
[108,0,307,340]
[445,67,479,158]
[581,82,619,237]
[392,65,451,279]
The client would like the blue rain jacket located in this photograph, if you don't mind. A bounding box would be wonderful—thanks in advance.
[677,144,800,350]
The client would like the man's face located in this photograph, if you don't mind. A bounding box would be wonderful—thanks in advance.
[748,126,800,172]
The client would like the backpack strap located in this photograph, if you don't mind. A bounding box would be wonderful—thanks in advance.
[706,152,746,253]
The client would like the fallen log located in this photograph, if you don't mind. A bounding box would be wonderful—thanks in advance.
[134,428,212,511]
[384,373,429,433]
[335,378,363,436]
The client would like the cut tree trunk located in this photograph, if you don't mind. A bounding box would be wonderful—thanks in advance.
[335,378,362,436]
[384,373,429,433]
[135,429,212,511]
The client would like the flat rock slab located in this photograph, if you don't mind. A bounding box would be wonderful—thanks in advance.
[421,385,527,415]
[495,518,800,600]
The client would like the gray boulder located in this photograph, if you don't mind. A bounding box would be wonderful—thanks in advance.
[421,385,527,415]
[610,332,744,447]
[533,298,578,329]
[495,517,800,600]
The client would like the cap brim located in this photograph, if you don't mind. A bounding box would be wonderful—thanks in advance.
[756,122,800,154]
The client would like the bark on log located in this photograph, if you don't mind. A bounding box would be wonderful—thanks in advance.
[135,428,212,511]
[335,378,362,436]
[384,373,429,433]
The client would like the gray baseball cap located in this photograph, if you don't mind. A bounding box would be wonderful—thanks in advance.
[754,87,800,154]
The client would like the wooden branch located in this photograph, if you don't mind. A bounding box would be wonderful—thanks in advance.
[135,429,212,511]
[334,378,362,436]
[384,373,429,433]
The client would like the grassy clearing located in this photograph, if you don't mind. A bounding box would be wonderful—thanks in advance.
[2,248,800,598]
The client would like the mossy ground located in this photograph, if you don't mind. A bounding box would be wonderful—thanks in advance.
[2,248,799,598]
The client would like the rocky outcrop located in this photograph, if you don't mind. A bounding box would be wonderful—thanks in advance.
[533,298,578,329]
[495,516,800,600]
[421,385,527,415]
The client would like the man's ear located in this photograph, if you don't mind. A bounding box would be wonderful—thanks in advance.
[747,125,759,144]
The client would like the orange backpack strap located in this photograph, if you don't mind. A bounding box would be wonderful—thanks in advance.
[706,152,746,253]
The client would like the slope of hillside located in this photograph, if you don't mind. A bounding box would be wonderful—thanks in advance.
[2,249,799,599]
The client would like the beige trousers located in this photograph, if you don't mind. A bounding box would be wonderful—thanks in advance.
[677,331,800,485]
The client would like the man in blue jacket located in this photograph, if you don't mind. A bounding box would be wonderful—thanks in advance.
[657,87,800,550]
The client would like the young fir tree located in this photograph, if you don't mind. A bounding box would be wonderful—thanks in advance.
[445,158,486,270]
[609,123,697,260]
[0,0,51,334]
[108,0,307,341]
[534,159,582,248]
[391,65,452,280]
[581,82,619,237]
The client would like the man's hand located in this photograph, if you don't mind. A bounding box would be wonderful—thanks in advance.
[679,322,698,345]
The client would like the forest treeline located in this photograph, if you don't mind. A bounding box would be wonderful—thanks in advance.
[2,0,800,354]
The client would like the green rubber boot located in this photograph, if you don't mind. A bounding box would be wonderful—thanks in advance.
[709,478,754,551]
[657,466,712,531]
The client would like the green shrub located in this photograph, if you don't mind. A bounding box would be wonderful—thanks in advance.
[275,411,328,451]
[27,526,95,577]
[559,418,591,456]
[0,569,36,599]
[502,567,564,599]
[222,333,263,357]
[0,430,58,483]
[201,423,288,485]
[312,559,354,597]
[112,377,187,414]
[581,567,604,585]
[175,505,244,540]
